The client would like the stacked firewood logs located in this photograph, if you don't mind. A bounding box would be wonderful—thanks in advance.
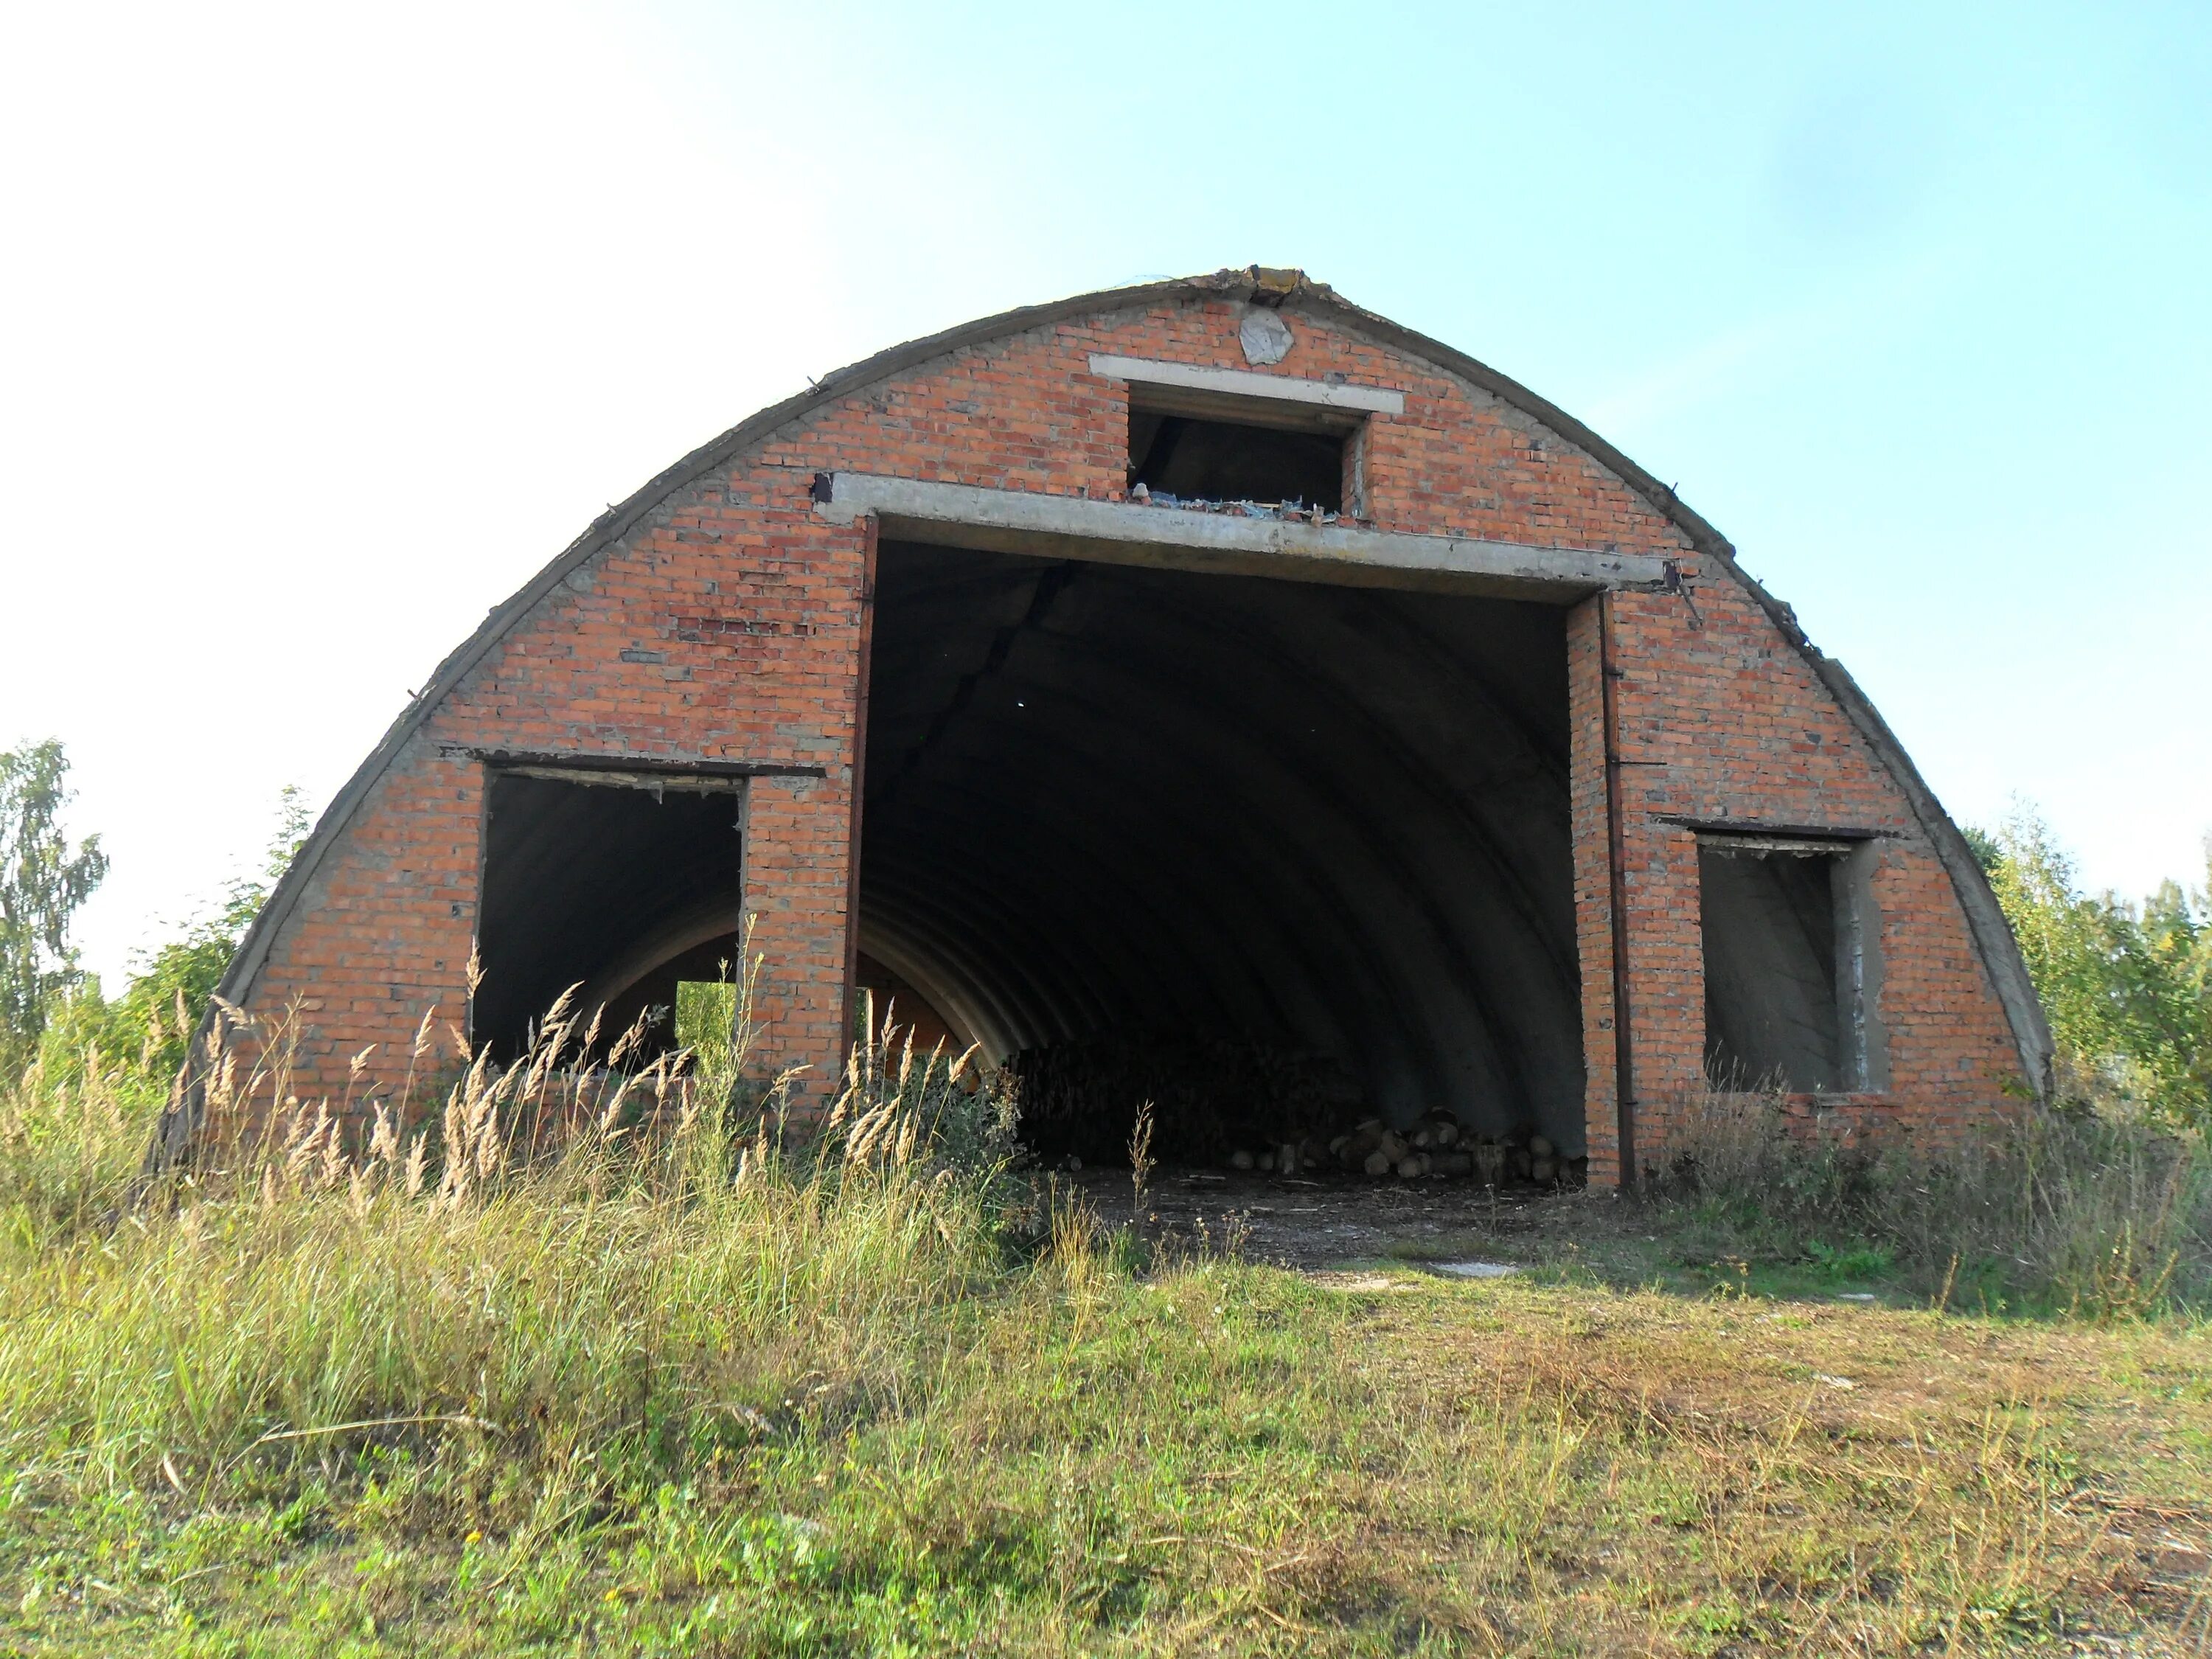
[1008,1034,1363,1166]
[1004,1032,1577,1186]
[1225,1115,1569,1186]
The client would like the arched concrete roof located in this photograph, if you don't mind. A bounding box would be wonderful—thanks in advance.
[212,267,2053,1097]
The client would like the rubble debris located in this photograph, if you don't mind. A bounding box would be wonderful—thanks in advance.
[1127,487,1345,526]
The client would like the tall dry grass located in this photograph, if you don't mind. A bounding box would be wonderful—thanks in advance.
[6,979,2211,1650]
[1658,1086,2212,1315]
[0,961,1043,1498]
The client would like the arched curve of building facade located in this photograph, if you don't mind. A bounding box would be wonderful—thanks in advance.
[169,268,2051,1186]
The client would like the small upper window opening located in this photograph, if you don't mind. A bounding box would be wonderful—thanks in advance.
[1127,408,1347,514]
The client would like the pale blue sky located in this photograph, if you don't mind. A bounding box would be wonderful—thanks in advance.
[2,1,2207,981]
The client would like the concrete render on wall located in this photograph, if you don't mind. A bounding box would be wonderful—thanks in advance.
[167,269,2052,1186]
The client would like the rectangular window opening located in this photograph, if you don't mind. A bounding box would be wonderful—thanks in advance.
[1699,837,1881,1094]
[473,769,742,1066]
[1124,383,1363,515]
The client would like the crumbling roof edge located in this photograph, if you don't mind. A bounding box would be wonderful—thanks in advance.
[210,265,2052,1101]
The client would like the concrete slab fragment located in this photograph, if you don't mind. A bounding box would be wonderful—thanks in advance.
[1089,352,1403,414]
[819,473,1670,601]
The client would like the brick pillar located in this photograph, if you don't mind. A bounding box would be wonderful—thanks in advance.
[739,773,854,1115]
[1567,597,1624,1188]
[1571,591,1714,1186]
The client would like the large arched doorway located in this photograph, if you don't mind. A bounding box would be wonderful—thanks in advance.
[855,540,1583,1164]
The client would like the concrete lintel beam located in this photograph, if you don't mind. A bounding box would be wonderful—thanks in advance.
[1088,353,1405,417]
[817,473,1672,601]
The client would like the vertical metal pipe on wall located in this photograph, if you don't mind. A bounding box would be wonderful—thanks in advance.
[1598,592,1639,1190]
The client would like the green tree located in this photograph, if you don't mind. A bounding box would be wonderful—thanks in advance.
[29,786,312,1089]
[2131,859,2212,1114]
[1982,807,2211,1127]
[0,741,108,1062]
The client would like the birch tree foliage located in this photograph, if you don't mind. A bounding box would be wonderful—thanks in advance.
[0,740,108,1056]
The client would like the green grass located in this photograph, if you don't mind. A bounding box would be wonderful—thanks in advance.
[2,1002,2211,1654]
[6,1233,2211,1655]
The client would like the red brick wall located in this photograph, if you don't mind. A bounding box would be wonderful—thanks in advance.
[1568,580,2023,1183]
[234,291,2029,1167]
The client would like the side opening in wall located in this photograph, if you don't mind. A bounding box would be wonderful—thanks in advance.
[471,768,744,1065]
[1698,833,1887,1094]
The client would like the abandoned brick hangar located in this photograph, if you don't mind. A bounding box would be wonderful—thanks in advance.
[203,268,2051,1187]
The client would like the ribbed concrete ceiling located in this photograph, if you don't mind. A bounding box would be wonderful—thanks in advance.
[858,542,1587,1148]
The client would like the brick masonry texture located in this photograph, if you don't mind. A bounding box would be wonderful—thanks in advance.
[229,288,2029,1181]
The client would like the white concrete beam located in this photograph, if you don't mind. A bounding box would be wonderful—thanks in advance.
[1087,354,1405,416]
[816,473,1672,601]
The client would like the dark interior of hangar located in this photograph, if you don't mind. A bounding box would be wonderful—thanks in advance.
[1699,843,1850,1093]
[856,542,1585,1164]
[472,773,741,1064]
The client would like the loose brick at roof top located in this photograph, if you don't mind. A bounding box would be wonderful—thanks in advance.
[182,268,2051,1188]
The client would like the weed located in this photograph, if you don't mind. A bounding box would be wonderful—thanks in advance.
[1655,1085,2212,1316]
